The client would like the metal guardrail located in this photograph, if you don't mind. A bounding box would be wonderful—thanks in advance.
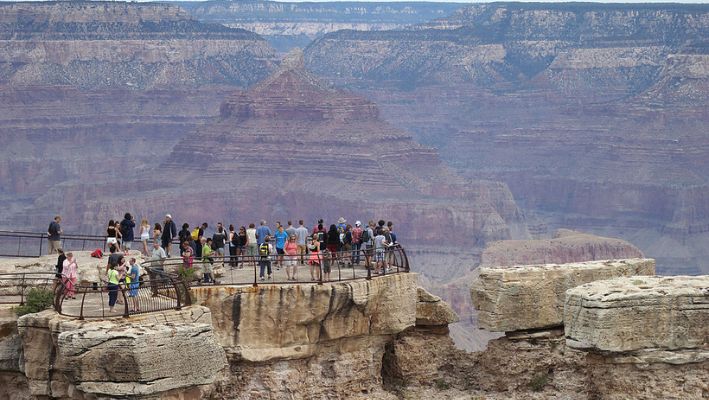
[0,229,180,258]
[0,272,55,305]
[149,244,410,287]
[54,275,191,320]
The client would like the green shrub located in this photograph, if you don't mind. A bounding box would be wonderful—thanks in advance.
[15,288,55,316]
[177,266,196,282]
[528,372,549,392]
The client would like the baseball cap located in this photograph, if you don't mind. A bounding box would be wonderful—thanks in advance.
[355,221,361,226]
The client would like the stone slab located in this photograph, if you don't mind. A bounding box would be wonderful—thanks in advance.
[415,287,459,327]
[564,275,709,353]
[471,258,655,332]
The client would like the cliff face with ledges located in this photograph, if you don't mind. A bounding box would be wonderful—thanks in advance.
[304,3,709,275]
[0,1,276,88]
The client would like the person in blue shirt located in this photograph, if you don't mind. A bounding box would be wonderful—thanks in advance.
[273,225,288,269]
[256,220,272,245]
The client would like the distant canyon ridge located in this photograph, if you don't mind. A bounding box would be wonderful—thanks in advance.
[0,0,707,281]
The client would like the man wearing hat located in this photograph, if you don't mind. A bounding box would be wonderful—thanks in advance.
[337,217,347,233]
[161,214,177,257]
[351,221,364,265]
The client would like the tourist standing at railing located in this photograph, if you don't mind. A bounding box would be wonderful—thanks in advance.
[107,264,119,313]
[47,215,63,254]
[326,224,340,266]
[177,223,190,255]
[363,221,375,268]
[307,233,321,281]
[274,225,288,270]
[105,244,121,274]
[286,221,296,238]
[153,223,162,248]
[149,241,167,296]
[258,237,273,281]
[53,249,66,292]
[181,241,194,269]
[373,229,390,275]
[128,257,141,312]
[285,234,298,281]
[256,220,272,246]
[106,220,121,248]
[161,214,177,257]
[342,224,353,267]
[351,221,363,265]
[295,220,309,265]
[192,222,209,258]
[115,255,127,305]
[228,224,237,269]
[213,223,228,267]
[201,237,215,284]
[62,251,78,299]
[139,218,150,256]
[234,226,247,269]
[119,213,135,253]
[245,223,257,263]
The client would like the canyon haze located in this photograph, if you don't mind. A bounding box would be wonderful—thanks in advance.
[0,0,707,350]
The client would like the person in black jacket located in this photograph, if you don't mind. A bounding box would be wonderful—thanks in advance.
[119,213,136,253]
[161,214,177,257]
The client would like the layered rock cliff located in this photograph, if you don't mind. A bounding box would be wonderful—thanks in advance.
[179,0,462,52]
[0,1,275,88]
[304,3,709,275]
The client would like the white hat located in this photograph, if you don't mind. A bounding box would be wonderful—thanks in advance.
[165,214,172,219]
[337,217,346,224]
[355,221,361,226]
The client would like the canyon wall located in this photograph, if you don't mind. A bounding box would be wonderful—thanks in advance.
[304,3,709,275]
[179,0,462,52]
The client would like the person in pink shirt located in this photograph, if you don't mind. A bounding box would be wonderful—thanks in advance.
[284,234,298,281]
[62,252,78,299]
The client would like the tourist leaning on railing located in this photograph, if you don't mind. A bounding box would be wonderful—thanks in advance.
[107,264,119,313]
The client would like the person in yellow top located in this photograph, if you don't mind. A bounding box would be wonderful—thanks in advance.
[107,264,120,313]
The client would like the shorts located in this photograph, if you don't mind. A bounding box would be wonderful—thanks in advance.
[107,237,118,245]
[375,249,385,262]
[140,233,150,241]
[49,240,62,253]
[246,244,258,257]
[326,244,338,253]
[216,247,225,256]
[297,244,306,255]
[285,254,297,266]
[276,248,285,255]
[123,241,132,250]
[322,261,331,274]
[129,282,139,297]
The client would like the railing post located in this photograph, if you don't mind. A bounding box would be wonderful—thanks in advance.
[122,287,129,318]
[19,274,25,306]
[39,233,43,257]
[253,256,258,287]
[174,278,182,310]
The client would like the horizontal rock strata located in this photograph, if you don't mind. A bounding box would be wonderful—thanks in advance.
[564,275,709,353]
[471,259,656,332]
[15,306,226,398]
[190,272,418,362]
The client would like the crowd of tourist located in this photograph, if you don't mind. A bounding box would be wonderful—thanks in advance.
[48,214,400,306]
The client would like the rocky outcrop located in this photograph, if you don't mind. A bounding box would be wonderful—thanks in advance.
[189,273,418,362]
[471,259,655,332]
[565,275,709,400]
[480,229,644,268]
[13,306,226,399]
[415,287,459,327]
[565,275,709,353]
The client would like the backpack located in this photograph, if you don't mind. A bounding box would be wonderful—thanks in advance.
[90,248,103,258]
[360,229,371,244]
[259,243,270,257]
[191,228,200,240]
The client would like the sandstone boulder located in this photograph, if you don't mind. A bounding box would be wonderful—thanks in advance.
[16,306,226,398]
[415,287,459,327]
[190,273,418,362]
[564,275,709,353]
[471,259,655,332]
